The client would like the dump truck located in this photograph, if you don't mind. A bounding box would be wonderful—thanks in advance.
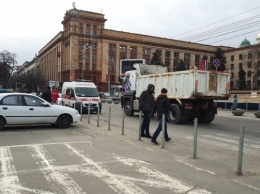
[121,64,231,124]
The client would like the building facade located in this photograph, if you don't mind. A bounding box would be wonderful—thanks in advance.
[38,8,260,92]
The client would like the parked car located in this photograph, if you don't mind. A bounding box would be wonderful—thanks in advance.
[0,93,81,130]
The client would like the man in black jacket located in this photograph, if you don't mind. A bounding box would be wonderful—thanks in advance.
[139,84,155,138]
[41,86,52,103]
[151,88,173,145]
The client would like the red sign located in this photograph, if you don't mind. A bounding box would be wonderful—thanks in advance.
[199,60,207,70]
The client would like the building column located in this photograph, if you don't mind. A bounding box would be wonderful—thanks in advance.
[161,50,165,65]
[190,53,195,68]
[170,51,174,72]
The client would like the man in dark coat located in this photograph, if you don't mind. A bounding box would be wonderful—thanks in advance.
[41,86,52,103]
[151,88,173,145]
[139,84,155,138]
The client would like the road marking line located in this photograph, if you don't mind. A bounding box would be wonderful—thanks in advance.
[176,159,216,175]
[200,135,260,155]
[233,180,260,192]
[0,147,53,193]
[113,155,212,194]
[65,143,148,194]
[28,145,84,194]
[0,141,92,149]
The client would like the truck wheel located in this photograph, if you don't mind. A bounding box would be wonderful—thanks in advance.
[124,101,134,116]
[204,113,215,123]
[167,104,180,124]
[168,104,188,124]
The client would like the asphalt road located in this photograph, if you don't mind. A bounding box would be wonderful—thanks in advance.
[0,103,259,194]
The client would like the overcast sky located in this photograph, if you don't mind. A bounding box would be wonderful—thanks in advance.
[1,0,260,65]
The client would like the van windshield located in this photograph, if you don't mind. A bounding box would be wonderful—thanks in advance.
[74,87,99,97]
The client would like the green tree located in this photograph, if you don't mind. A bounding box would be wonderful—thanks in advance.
[238,68,246,90]
[209,47,226,71]
[8,71,45,92]
[0,50,17,88]
[150,52,161,65]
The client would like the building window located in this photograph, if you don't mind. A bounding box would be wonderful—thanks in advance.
[247,71,251,77]
[109,55,115,63]
[231,72,234,78]
[79,63,82,69]
[120,46,126,53]
[166,51,170,59]
[231,64,234,70]
[92,54,96,61]
[248,62,251,68]
[86,24,90,36]
[143,48,150,55]
[85,53,89,60]
[92,43,96,51]
[239,63,242,69]
[239,54,243,60]
[92,64,96,71]
[130,46,137,54]
[184,53,190,60]
[111,75,115,82]
[231,55,234,61]
[79,52,83,60]
[80,23,83,35]
[248,52,252,59]
[109,44,116,52]
[93,25,97,37]
[85,63,89,70]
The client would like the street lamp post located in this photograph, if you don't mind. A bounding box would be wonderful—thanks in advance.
[108,66,111,96]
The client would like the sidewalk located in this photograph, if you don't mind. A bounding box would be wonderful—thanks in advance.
[78,110,260,194]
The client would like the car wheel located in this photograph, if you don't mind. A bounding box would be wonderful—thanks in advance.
[57,115,71,128]
[0,117,5,130]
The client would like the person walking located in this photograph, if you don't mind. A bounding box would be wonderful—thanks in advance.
[41,86,52,103]
[139,84,155,138]
[151,88,173,145]
[51,87,59,104]
[231,94,238,110]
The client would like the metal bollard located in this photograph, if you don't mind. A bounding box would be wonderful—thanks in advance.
[138,111,142,141]
[97,104,100,127]
[88,103,90,124]
[193,118,198,159]
[80,102,83,121]
[237,124,245,175]
[161,114,166,149]
[108,106,111,130]
[121,108,125,135]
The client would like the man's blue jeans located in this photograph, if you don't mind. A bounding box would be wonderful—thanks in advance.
[152,115,169,141]
[141,110,151,136]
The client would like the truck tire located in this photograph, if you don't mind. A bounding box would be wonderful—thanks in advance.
[124,101,134,116]
[167,104,188,124]
[204,113,215,123]
[198,110,215,123]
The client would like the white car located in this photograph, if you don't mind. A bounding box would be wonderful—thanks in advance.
[0,93,81,130]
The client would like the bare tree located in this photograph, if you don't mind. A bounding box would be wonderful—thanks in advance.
[0,50,17,88]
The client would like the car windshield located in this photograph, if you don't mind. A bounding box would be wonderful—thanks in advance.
[74,87,99,97]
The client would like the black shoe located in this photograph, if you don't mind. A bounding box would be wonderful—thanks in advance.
[165,138,171,142]
[141,134,146,137]
[145,134,152,138]
[151,140,159,145]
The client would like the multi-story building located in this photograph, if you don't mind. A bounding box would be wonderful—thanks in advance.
[38,7,260,92]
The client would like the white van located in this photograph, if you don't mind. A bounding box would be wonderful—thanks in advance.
[61,80,101,113]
